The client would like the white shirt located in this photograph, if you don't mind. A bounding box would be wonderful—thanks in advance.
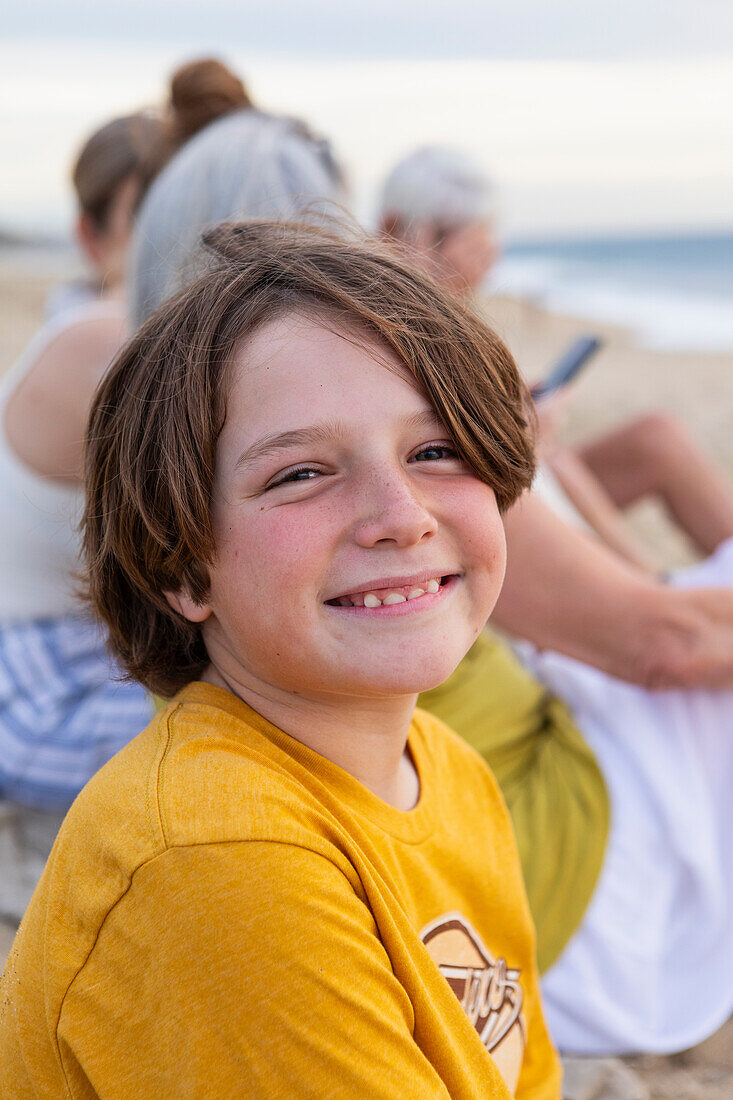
[0,301,123,622]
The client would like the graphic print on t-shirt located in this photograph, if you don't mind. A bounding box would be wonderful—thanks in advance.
[421,912,525,1093]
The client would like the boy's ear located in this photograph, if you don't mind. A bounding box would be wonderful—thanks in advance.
[163,589,212,624]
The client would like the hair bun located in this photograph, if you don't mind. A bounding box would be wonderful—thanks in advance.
[168,58,252,145]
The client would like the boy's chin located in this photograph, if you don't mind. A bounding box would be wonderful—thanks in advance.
[344,651,469,698]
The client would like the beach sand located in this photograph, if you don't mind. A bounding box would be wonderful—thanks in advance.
[1,254,732,1098]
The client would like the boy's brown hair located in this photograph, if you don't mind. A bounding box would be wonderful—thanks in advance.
[83,220,535,697]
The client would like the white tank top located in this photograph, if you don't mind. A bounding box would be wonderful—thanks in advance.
[0,300,124,622]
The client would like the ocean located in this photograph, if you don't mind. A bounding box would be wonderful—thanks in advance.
[2,229,732,356]
[492,231,733,353]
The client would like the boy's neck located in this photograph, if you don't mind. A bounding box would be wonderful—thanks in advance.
[203,665,420,811]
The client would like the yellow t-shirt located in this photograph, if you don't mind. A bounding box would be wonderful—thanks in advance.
[0,682,559,1099]
[419,632,610,973]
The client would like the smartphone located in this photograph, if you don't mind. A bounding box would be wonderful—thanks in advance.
[531,335,602,400]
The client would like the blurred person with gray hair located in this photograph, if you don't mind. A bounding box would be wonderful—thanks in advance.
[379,145,498,294]
[379,143,733,1062]
[129,108,345,324]
[379,144,733,611]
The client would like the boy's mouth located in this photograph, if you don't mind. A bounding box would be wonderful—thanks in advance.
[325,574,455,608]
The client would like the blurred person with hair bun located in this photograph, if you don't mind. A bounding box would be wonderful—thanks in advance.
[165,55,253,148]
[47,57,252,319]
[0,57,254,921]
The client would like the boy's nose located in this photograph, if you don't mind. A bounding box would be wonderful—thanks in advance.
[352,473,438,549]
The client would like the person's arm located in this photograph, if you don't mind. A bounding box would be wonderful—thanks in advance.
[534,389,654,570]
[544,445,656,572]
[3,312,125,484]
[495,492,733,689]
[57,843,512,1098]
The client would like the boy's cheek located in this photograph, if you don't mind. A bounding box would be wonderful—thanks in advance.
[221,510,328,566]
[252,512,346,590]
[214,529,334,622]
[450,490,505,569]
[458,514,507,614]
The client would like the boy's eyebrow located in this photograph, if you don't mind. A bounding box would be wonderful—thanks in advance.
[233,422,347,471]
[233,410,444,471]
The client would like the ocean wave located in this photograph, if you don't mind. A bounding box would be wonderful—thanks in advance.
[489,244,733,353]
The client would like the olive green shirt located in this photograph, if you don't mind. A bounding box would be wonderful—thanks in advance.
[419,632,609,973]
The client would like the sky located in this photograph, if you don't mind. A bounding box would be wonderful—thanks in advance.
[2,1,732,239]
[6,0,733,60]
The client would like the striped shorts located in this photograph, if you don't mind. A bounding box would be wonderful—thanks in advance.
[0,614,153,811]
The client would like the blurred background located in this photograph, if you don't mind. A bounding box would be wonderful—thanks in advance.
[2,0,733,344]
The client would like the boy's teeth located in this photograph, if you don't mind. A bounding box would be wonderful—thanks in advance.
[341,578,445,607]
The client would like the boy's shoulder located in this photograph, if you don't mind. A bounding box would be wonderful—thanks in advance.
[73,682,343,862]
[152,684,345,850]
[50,685,514,910]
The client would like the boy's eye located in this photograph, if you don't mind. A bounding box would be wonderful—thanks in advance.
[409,443,460,463]
[267,465,322,489]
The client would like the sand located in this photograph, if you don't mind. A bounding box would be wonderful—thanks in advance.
[1,252,732,1098]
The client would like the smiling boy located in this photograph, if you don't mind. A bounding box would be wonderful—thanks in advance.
[0,222,560,1098]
